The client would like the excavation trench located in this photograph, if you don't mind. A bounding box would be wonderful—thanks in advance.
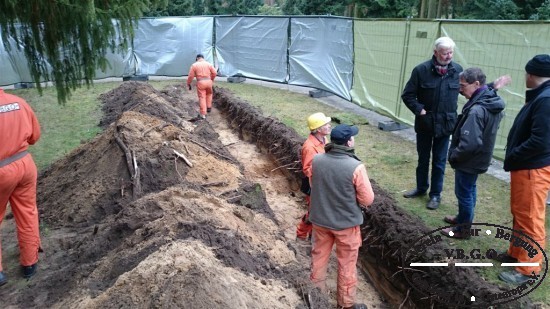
[214,87,533,309]
[0,82,531,308]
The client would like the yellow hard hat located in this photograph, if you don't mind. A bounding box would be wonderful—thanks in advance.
[307,112,331,131]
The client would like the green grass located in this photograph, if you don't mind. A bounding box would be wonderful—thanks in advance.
[6,80,548,305]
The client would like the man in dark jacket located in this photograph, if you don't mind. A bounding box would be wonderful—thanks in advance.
[498,54,550,285]
[401,37,463,210]
[441,67,506,239]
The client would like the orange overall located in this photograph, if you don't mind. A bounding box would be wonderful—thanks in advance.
[0,89,41,271]
[310,164,374,307]
[187,59,217,116]
[508,166,550,276]
[296,134,326,239]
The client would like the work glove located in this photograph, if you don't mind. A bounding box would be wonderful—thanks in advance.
[188,84,192,91]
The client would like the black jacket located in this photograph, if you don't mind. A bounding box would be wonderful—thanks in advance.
[504,80,550,171]
[402,56,463,138]
[448,87,505,174]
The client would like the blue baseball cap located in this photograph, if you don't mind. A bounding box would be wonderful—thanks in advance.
[331,124,359,144]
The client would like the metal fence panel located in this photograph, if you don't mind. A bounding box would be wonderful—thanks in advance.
[442,21,550,157]
[216,16,288,82]
[289,17,353,100]
[133,17,214,76]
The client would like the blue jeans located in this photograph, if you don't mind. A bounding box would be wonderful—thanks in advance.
[415,133,450,198]
[454,170,478,232]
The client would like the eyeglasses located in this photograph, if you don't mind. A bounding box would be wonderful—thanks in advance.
[437,50,453,57]
[459,82,473,88]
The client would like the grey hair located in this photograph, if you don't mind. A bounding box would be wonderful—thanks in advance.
[459,67,486,85]
[434,37,456,50]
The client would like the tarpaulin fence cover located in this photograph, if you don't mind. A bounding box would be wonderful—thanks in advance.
[0,16,353,100]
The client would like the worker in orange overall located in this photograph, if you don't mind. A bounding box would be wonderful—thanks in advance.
[0,88,42,286]
[497,54,550,285]
[296,112,331,241]
[186,54,217,122]
[309,124,374,309]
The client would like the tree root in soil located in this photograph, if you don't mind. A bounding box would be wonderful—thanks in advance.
[115,131,141,199]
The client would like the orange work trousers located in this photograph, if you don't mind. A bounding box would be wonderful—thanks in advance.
[508,166,550,276]
[296,195,312,239]
[310,224,362,308]
[0,154,41,271]
[196,79,213,116]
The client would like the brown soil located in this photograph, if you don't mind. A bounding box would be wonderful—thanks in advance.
[0,82,530,308]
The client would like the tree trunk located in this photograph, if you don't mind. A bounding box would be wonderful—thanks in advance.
[420,0,426,18]
[345,3,354,17]
[427,0,437,18]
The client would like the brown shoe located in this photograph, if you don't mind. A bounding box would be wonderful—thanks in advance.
[440,227,470,239]
[443,215,457,224]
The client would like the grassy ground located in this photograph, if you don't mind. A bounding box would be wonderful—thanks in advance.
[5,80,548,305]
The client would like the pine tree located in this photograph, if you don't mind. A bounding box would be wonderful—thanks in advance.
[533,0,550,19]
[282,0,304,15]
[301,0,350,15]
[0,0,167,103]
[243,0,263,14]
[205,0,223,15]
[147,0,193,16]
[194,0,205,15]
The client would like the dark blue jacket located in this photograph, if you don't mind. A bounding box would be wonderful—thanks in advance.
[504,80,550,171]
[402,56,463,138]
[448,87,505,174]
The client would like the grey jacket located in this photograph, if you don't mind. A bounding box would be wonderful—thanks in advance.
[448,87,505,174]
[309,145,364,230]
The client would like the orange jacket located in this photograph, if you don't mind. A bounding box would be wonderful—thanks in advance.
[0,89,41,161]
[187,59,217,86]
[301,134,327,179]
[352,164,375,207]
